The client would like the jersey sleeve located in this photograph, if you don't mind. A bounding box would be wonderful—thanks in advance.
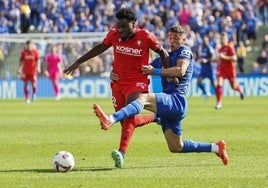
[177,46,192,62]
[103,27,116,47]
[146,30,161,51]
[228,45,236,56]
[150,56,162,68]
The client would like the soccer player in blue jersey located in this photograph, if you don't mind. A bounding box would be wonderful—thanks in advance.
[197,35,217,98]
[94,25,228,168]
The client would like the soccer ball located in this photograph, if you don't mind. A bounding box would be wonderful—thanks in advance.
[52,151,75,172]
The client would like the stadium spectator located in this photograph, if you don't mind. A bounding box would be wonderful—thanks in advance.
[262,33,268,49]
[0,12,9,34]
[215,32,244,109]
[37,13,50,33]
[44,45,63,100]
[18,40,40,103]
[54,13,69,33]
[20,0,31,33]
[255,49,268,74]
[28,0,43,29]
[257,0,268,25]
[93,25,228,168]
[236,40,247,73]
[232,9,247,44]
[64,7,170,168]
[0,0,264,76]
[64,45,80,77]
[250,62,263,74]
[8,2,21,33]
[0,45,6,78]
[245,11,259,51]
[177,3,191,26]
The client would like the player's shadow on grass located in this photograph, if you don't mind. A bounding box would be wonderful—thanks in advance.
[0,164,216,173]
[0,167,114,173]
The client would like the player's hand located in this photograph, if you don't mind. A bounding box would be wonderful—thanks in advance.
[219,53,226,59]
[141,65,154,75]
[201,58,208,63]
[64,62,80,75]
[110,70,119,82]
[167,77,179,85]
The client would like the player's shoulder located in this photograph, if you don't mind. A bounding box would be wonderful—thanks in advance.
[172,45,192,59]
[176,45,192,54]
[107,26,119,36]
[180,45,191,51]
[136,28,154,37]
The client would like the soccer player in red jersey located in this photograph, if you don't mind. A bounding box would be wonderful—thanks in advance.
[18,40,40,103]
[64,8,170,167]
[215,32,244,109]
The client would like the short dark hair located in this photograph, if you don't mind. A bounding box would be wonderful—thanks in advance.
[220,32,228,37]
[26,40,32,45]
[115,8,137,22]
[169,25,185,34]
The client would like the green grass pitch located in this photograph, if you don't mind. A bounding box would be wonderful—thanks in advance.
[0,96,267,188]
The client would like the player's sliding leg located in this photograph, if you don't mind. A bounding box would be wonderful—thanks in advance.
[181,140,228,165]
[93,104,112,130]
[93,100,144,130]
[215,140,228,165]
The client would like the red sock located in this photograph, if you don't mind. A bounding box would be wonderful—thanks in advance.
[118,114,155,153]
[133,114,155,128]
[216,85,222,103]
[234,85,243,94]
[24,86,29,100]
[119,117,135,153]
[33,86,37,95]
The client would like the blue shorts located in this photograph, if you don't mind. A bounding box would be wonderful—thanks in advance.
[199,64,216,82]
[155,93,188,136]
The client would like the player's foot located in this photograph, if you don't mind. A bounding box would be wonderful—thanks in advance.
[26,98,30,104]
[55,95,61,100]
[240,93,244,100]
[215,103,222,109]
[93,103,111,130]
[216,140,228,165]
[111,150,124,168]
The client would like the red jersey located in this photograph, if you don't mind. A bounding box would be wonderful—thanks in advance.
[103,26,161,82]
[20,49,39,75]
[218,44,237,78]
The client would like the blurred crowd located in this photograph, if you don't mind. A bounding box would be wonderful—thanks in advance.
[0,0,268,77]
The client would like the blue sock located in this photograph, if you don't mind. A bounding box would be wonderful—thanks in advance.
[181,140,212,153]
[113,100,144,122]
[198,83,207,95]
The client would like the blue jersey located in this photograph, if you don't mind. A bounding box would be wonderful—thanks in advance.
[150,45,193,136]
[151,45,193,95]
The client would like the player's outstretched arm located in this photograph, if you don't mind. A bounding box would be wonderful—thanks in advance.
[64,43,110,75]
[155,46,170,68]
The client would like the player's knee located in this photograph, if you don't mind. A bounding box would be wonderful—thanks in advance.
[168,144,183,153]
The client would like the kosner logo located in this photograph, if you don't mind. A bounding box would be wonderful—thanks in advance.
[116,45,142,56]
